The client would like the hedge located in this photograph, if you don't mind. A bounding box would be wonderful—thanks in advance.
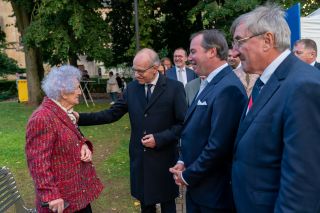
[0,80,17,101]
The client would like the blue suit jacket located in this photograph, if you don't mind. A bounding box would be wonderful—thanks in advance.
[233,53,320,213]
[79,74,187,205]
[180,65,247,209]
[314,61,320,70]
[166,67,198,83]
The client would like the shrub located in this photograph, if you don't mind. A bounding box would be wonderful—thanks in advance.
[0,80,17,101]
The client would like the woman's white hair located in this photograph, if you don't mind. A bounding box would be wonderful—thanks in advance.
[42,65,81,100]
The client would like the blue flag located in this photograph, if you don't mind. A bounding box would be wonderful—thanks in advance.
[285,3,301,48]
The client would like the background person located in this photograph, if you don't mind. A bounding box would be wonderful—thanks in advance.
[107,71,120,104]
[293,38,320,69]
[227,49,259,96]
[161,57,172,71]
[78,64,90,80]
[26,65,103,213]
[158,63,166,75]
[166,48,198,86]
[76,48,187,213]
[184,76,206,107]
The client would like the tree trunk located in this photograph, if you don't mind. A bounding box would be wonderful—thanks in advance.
[69,54,78,67]
[10,1,44,105]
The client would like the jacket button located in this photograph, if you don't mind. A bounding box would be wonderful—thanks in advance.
[144,114,147,117]
[143,131,146,135]
[76,143,79,146]
[144,148,146,152]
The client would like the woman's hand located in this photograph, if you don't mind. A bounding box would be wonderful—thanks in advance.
[81,143,92,162]
[48,198,64,213]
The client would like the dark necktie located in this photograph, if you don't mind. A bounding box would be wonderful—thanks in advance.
[146,84,153,102]
[248,78,264,110]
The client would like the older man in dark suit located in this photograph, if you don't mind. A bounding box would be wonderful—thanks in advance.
[77,48,187,213]
[170,29,247,212]
[166,48,198,86]
[230,4,320,212]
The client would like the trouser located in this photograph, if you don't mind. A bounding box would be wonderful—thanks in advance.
[141,199,176,213]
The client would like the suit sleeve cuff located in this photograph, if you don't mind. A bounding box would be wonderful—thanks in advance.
[177,160,184,165]
[181,172,189,186]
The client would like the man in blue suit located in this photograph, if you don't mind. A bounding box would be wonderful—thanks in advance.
[77,48,187,213]
[293,38,320,70]
[230,4,320,212]
[170,29,247,212]
[166,48,198,86]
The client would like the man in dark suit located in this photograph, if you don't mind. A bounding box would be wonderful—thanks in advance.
[293,38,320,69]
[230,4,320,212]
[170,29,247,212]
[166,48,198,86]
[77,48,187,213]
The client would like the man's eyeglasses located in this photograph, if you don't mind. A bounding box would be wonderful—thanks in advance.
[132,65,154,74]
[232,32,265,49]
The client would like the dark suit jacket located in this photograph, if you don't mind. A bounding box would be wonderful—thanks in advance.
[233,53,320,213]
[314,61,320,70]
[166,67,198,83]
[180,65,247,210]
[78,74,187,205]
[26,97,103,213]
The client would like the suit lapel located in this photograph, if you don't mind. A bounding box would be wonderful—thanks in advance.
[145,74,166,112]
[172,67,178,80]
[184,66,231,123]
[234,53,296,151]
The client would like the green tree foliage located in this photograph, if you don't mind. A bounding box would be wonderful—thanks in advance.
[281,0,319,16]
[188,0,268,44]
[23,0,112,66]
[188,0,319,45]
[160,0,202,57]
[0,26,23,77]
[103,0,205,64]
[0,54,23,77]
[105,0,134,66]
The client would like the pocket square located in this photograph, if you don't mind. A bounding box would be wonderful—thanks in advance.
[197,100,207,105]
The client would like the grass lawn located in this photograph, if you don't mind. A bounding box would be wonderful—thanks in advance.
[0,101,140,212]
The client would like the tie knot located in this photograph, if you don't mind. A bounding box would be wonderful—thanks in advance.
[147,84,153,89]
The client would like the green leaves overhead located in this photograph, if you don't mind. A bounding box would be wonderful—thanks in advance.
[23,0,111,65]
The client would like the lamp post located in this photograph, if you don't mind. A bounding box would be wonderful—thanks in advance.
[134,0,140,52]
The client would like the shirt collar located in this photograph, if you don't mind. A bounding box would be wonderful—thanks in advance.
[176,66,186,72]
[310,61,316,66]
[206,63,228,83]
[146,71,159,86]
[51,98,69,113]
[260,49,291,84]
[50,98,76,124]
[235,62,242,70]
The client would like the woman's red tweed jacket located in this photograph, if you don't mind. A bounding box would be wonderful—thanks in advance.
[26,97,104,212]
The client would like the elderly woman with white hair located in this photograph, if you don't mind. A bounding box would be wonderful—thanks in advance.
[26,65,103,213]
